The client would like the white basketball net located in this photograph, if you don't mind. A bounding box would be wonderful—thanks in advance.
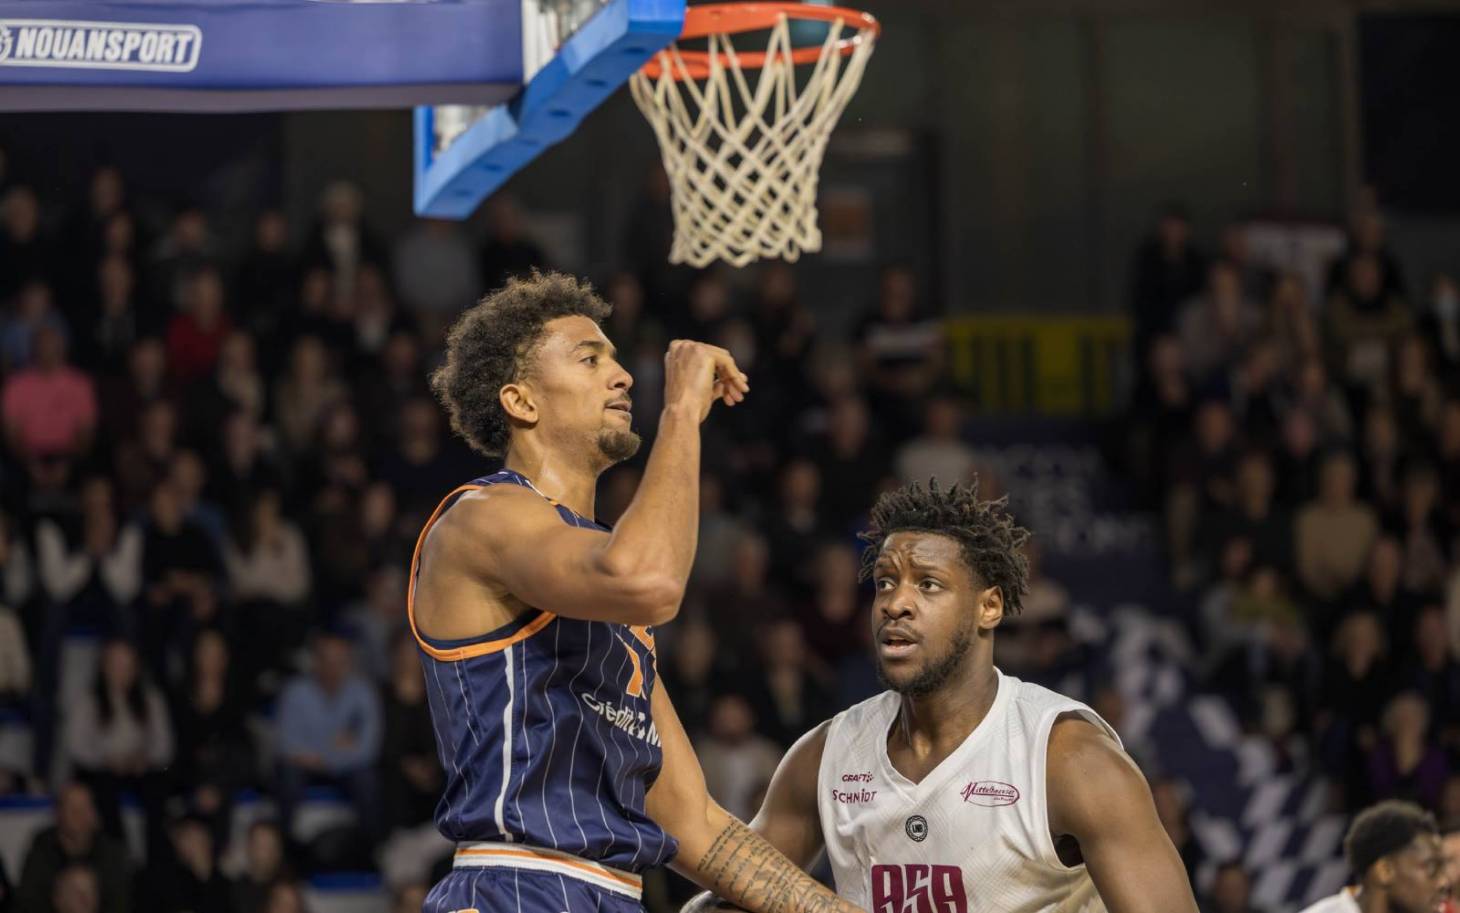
[629,12,876,268]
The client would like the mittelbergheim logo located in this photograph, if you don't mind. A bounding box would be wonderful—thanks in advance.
[0,19,202,72]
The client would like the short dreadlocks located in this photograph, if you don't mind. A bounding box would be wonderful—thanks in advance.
[430,270,612,456]
[857,477,1032,614]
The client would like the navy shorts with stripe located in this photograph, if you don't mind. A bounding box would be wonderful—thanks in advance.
[425,867,646,913]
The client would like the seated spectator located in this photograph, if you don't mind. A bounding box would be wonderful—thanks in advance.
[206,410,284,511]
[170,629,254,833]
[1325,208,1407,299]
[1,281,68,373]
[275,630,383,845]
[852,265,943,441]
[262,879,310,913]
[0,187,56,302]
[98,336,171,456]
[0,599,28,707]
[273,336,348,457]
[0,509,35,618]
[113,399,179,515]
[79,255,147,375]
[894,394,976,486]
[1391,333,1444,443]
[1358,405,1405,515]
[1264,273,1320,366]
[166,266,233,384]
[153,814,233,913]
[138,480,223,672]
[1318,611,1390,797]
[693,693,781,823]
[1419,272,1460,375]
[746,618,833,748]
[1367,691,1449,808]
[1390,461,1451,598]
[63,637,173,858]
[689,473,746,590]
[1198,449,1292,582]
[223,488,311,608]
[696,531,788,662]
[1325,253,1411,391]
[2,325,97,464]
[35,476,143,627]
[1274,408,1322,508]
[659,617,721,739]
[1126,334,1194,503]
[374,396,474,530]
[1166,398,1242,584]
[1394,608,1460,742]
[236,211,295,354]
[1280,356,1352,444]
[16,782,130,913]
[1176,261,1262,386]
[1295,450,1378,604]
[794,542,864,674]
[1229,340,1284,446]
[183,330,266,446]
[806,395,891,535]
[231,821,291,913]
[761,461,825,592]
[1129,203,1208,358]
[355,329,429,450]
[169,449,228,550]
[380,630,441,833]
[347,564,407,683]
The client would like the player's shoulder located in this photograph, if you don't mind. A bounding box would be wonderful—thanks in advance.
[827,690,900,733]
[435,478,554,538]
[1296,891,1361,913]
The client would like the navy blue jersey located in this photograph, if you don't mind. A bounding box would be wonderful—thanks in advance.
[408,470,678,873]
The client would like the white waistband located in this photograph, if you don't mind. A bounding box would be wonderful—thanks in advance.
[453,843,642,900]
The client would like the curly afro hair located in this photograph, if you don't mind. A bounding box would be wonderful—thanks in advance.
[430,270,612,456]
[857,477,1032,614]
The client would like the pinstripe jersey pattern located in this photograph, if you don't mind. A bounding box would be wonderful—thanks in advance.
[409,470,678,873]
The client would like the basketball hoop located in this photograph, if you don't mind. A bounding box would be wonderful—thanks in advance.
[629,3,879,268]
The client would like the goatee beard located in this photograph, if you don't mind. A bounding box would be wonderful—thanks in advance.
[597,429,642,464]
[876,621,974,697]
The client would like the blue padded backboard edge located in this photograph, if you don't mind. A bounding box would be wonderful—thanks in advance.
[413,0,684,218]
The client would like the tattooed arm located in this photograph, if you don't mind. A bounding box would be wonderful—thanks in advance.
[646,683,859,913]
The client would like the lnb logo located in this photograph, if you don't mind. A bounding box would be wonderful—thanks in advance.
[0,19,202,72]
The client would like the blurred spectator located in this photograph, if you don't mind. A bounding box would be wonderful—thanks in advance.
[1127,334,1194,502]
[687,473,745,590]
[2,325,97,463]
[853,265,943,440]
[170,629,254,828]
[275,630,383,844]
[98,337,170,456]
[478,196,545,291]
[237,211,296,351]
[761,461,825,592]
[301,181,386,297]
[1390,461,1450,596]
[261,880,309,913]
[346,564,407,683]
[15,783,129,913]
[1325,254,1412,392]
[379,630,441,832]
[357,329,430,450]
[63,638,173,855]
[694,694,781,822]
[1177,262,1263,386]
[1325,208,1407,300]
[113,399,179,513]
[1129,203,1207,360]
[392,218,481,334]
[224,488,311,608]
[1198,449,1292,582]
[1202,861,1265,913]
[166,266,233,384]
[1219,223,1274,304]
[1295,450,1378,603]
[349,264,407,362]
[1319,611,1390,796]
[1366,691,1449,808]
[1419,273,1460,375]
[749,262,815,388]
[149,208,215,312]
[1281,356,1353,444]
[1344,537,1423,658]
[274,336,349,457]
[1265,275,1321,371]
[0,186,54,301]
[77,255,148,375]
[1165,399,1241,583]
[231,821,290,913]
[170,449,228,549]
[1358,404,1405,515]
[183,330,266,446]
[1274,408,1322,508]
[35,475,142,655]
[660,617,720,738]
[207,410,284,510]
[795,543,864,673]
[393,884,429,913]
[806,396,890,534]
[1394,608,1460,746]
[2,281,69,375]
[374,397,471,528]
[697,531,788,660]
[745,618,833,748]
[894,394,975,486]
[154,815,233,913]
[0,599,28,706]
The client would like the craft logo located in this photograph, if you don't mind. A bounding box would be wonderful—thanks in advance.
[870,864,966,913]
[0,20,202,72]
[959,780,1020,807]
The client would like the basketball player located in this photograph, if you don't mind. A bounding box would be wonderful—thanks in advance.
[411,272,863,913]
[687,479,1198,913]
[1298,800,1450,913]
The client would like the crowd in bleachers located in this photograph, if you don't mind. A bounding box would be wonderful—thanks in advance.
[1122,202,1460,909]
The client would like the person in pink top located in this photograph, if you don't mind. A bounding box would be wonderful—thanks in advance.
[2,324,98,462]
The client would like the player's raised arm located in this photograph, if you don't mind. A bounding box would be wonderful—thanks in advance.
[647,684,863,913]
[1045,716,1199,913]
[429,334,747,627]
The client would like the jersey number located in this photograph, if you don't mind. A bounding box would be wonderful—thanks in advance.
[871,864,967,913]
[617,626,656,698]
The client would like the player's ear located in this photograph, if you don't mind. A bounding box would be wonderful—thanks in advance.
[500,381,538,426]
[1373,857,1394,888]
[978,585,1004,630]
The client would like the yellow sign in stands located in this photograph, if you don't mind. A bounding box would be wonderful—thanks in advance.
[943,315,1131,416]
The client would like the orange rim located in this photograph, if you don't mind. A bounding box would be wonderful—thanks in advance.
[640,2,879,81]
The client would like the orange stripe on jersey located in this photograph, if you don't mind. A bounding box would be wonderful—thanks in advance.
[406,484,558,662]
[453,847,642,890]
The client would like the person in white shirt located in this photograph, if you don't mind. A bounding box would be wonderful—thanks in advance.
[1299,800,1449,913]
[687,478,1197,913]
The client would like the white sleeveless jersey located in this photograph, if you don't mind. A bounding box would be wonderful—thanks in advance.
[816,668,1120,913]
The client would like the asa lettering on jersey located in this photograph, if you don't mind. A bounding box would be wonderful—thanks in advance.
[871,864,967,913]
[959,780,1020,807]
[580,693,661,747]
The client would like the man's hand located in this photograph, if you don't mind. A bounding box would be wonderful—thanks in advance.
[663,340,749,422]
